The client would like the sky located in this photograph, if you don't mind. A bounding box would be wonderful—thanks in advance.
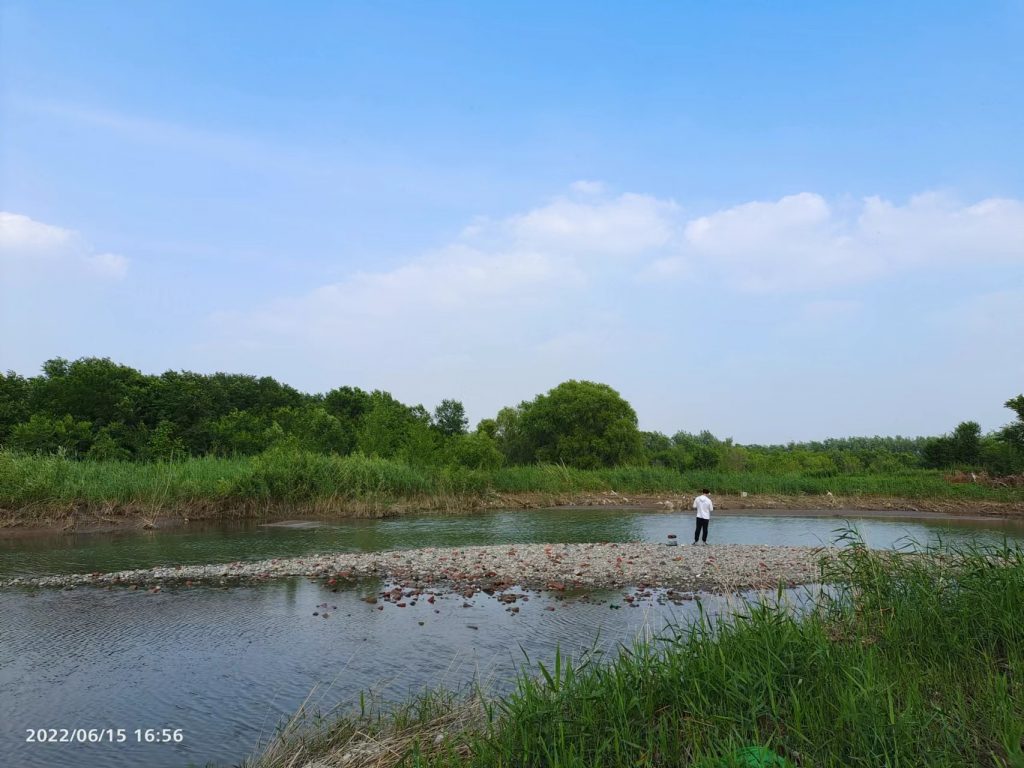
[1,1,1022,443]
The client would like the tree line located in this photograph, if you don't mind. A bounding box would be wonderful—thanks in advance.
[0,357,1021,475]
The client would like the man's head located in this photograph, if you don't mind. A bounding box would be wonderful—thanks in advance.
[702,488,710,495]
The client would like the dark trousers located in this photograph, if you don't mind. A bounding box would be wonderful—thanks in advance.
[694,517,709,543]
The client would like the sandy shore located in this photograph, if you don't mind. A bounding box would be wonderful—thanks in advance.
[0,541,836,593]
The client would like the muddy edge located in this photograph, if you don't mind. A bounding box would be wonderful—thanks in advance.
[2,491,1022,535]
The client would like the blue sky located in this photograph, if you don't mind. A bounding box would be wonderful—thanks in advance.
[1,1,1022,442]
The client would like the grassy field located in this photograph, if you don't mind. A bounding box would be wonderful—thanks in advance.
[1,449,1022,524]
[244,538,1024,768]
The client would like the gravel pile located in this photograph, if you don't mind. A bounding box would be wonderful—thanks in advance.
[1,542,836,593]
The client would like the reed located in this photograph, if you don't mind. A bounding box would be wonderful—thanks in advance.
[1,449,1021,524]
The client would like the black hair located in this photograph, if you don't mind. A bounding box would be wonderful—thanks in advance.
[702,488,710,494]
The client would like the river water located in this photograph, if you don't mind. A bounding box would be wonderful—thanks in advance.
[1,508,1022,768]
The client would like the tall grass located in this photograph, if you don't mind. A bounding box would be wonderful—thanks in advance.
[246,539,1024,768]
[0,449,1021,519]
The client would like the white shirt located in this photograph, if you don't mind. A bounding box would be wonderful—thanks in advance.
[692,494,713,520]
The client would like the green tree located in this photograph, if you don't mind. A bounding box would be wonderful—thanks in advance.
[922,437,955,469]
[209,410,275,456]
[32,357,150,429]
[272,406,352,454]
[923,421,983,469]
[145,420,187,461]
[447,431,503,470]
[356,393,415,459]
[399,419,442,466]
[516,380,643,469]
[493,406,532,465]
[86,428,132,461]
[10,414,93,455]
[951,421,981,465]
[0,371,30,443]
[433,399,468,437]
[1001,395,1024,451]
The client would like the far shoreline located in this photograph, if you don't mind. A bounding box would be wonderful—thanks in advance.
[3,490,1023,538]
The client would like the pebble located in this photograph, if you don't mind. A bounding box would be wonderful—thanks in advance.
[0,542,835,594]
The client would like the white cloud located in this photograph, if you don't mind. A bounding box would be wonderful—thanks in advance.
[211,189,682,353]
[670,191,1024,293]
[0,212,74,250]
[856,193,1024,266]
[0,212,129,280]
[505,192,678,256]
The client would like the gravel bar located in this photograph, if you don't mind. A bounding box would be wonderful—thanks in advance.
[1,542,836,593]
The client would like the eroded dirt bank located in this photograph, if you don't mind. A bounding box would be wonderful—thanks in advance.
[3,490,1023,535]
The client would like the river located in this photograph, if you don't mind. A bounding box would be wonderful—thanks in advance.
[1,508,1022,768]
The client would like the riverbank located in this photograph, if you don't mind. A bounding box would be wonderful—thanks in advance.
[242,541,1024,768]
[5,490,1024,535]
[4,450,1023,532]
[0,541,832,592]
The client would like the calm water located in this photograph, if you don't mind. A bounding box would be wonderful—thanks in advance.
[3,507,1024,579]
[2,508,1022,768]
[1,579,746,768]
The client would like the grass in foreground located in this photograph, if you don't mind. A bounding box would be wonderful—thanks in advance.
[242,538,1024,768]
[2,449,1022,522]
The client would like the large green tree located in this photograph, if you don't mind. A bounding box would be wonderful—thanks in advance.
[433,399,468,437]
[32,357,150,429]
[1002,395,1024,451]
[516,380,643,469]
[0,371,30,442]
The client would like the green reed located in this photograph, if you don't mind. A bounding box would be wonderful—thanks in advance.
[1,449,1020,518]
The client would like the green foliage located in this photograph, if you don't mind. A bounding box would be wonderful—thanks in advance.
[210,410,276,456]
[434,399,469,437]
[2,449,1022,512]
[0,371,31,443]
[952,420,982,464]
[230,449,434,502]
[2,356,1021,480]
[399,419,443,467]
[1001,395,1024,451]
[145,420,187,461]
[86,427,132,461]
[31,357,149,429]
[923,421,985,469]
[980,438,1024,476]
[271,406,352,454]
[322,385,372,421]
[357,393,415,459]
[516,380,644,469]
[9,414,93,455]
[446,431,503,470]
[493,406,532,465]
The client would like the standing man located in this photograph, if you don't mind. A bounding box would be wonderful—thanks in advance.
[692,488,713,544]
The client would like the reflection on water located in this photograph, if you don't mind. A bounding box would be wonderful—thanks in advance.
[2,508,1023,579]
[0,578,753,768]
